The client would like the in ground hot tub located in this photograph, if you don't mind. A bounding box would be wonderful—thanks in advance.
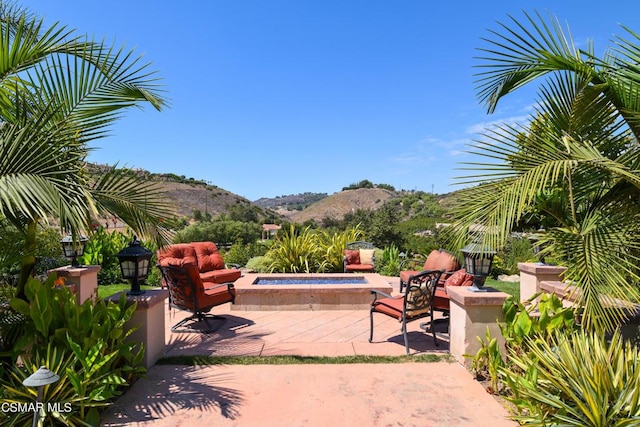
[232,273,393,311]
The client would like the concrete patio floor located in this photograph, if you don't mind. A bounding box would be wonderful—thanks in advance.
[100,277,518,426]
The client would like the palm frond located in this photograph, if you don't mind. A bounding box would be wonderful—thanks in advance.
[90,166,175,247]
[475,11,598,113]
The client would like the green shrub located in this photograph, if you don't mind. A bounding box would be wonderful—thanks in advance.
[174,220,261,246]
[503,329,640,426]
[469,293,577,394]
[378,244,401,276]
[223,241,268,267]
[245,256,270,272]
[80,228,131,285]
[501,236,534,275]
[265,225,326,273]
[1,275,145,425]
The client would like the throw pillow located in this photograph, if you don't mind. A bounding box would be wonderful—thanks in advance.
[359,249,375,265]
[444,269,475,287]
[344,249,360,265]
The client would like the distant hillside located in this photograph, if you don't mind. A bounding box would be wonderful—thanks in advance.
[253,192,328,211]
[86,163,282,222]
[86,163,452,225]
[290,188,397,224]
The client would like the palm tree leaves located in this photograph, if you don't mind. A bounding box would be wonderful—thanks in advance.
[90,167,175,246]
[0,5,171,293]
[454,10,640,331]
[475,11,589,113]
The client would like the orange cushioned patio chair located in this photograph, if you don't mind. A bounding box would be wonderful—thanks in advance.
[399,250,474,328]
[399,249,460,292]
[369,269,443,354]
[158,263,236,333]
[343,241,376,273]
[157,242,241,285]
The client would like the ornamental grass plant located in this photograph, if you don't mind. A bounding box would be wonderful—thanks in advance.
[503,329,640,426]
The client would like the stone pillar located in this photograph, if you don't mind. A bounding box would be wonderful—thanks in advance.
[517,262,567,302]
[106,289,169,368]
[447,287,509,368]
[52,265,101,304]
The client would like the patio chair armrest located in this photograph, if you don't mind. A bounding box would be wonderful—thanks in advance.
[399,254,426,270]
[204,281,236,292]
[370,289,394,302]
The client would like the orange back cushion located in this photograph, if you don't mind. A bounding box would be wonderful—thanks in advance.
[157,243,197,267]
[436,250,460,272]
[422,250,442,270]
[191,241,225,272]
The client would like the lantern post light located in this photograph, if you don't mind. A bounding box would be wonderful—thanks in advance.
[59,235,88,267]
[460,242,497,292]
[116,236,153,296]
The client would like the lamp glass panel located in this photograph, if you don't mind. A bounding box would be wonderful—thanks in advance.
[121,260,136,279]
[138,259,150,278]
[62,243,76,258]
[464,255,476,275]
[478,257,493,276]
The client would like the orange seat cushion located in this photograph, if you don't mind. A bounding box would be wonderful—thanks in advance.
[201,268,242,284]
[433,287,450,311]
[199,284,236,309]
[372,296,404,319]
[345,264,374,272]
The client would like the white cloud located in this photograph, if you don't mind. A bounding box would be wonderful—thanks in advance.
[465,114,530,135]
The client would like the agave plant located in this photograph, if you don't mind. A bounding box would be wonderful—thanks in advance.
[0,4,174,296]
[448,10,640,333]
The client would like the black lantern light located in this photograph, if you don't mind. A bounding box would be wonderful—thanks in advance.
[116,236,152,296]
[60,235,88,267]
[461,242,497,292]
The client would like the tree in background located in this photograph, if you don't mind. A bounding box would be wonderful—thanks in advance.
[448,11,640,333]
[0,3,173,296]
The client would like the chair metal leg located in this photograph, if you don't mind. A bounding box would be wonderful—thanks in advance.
[172,313,227,333]
[368,309,375,343]
[401,319,410,355]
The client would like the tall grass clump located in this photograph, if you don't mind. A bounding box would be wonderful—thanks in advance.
[265,225,326,273]
[503,329,640,426]
[317,226,364,272]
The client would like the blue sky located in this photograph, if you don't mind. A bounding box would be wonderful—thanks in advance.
[23,1,640,200]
